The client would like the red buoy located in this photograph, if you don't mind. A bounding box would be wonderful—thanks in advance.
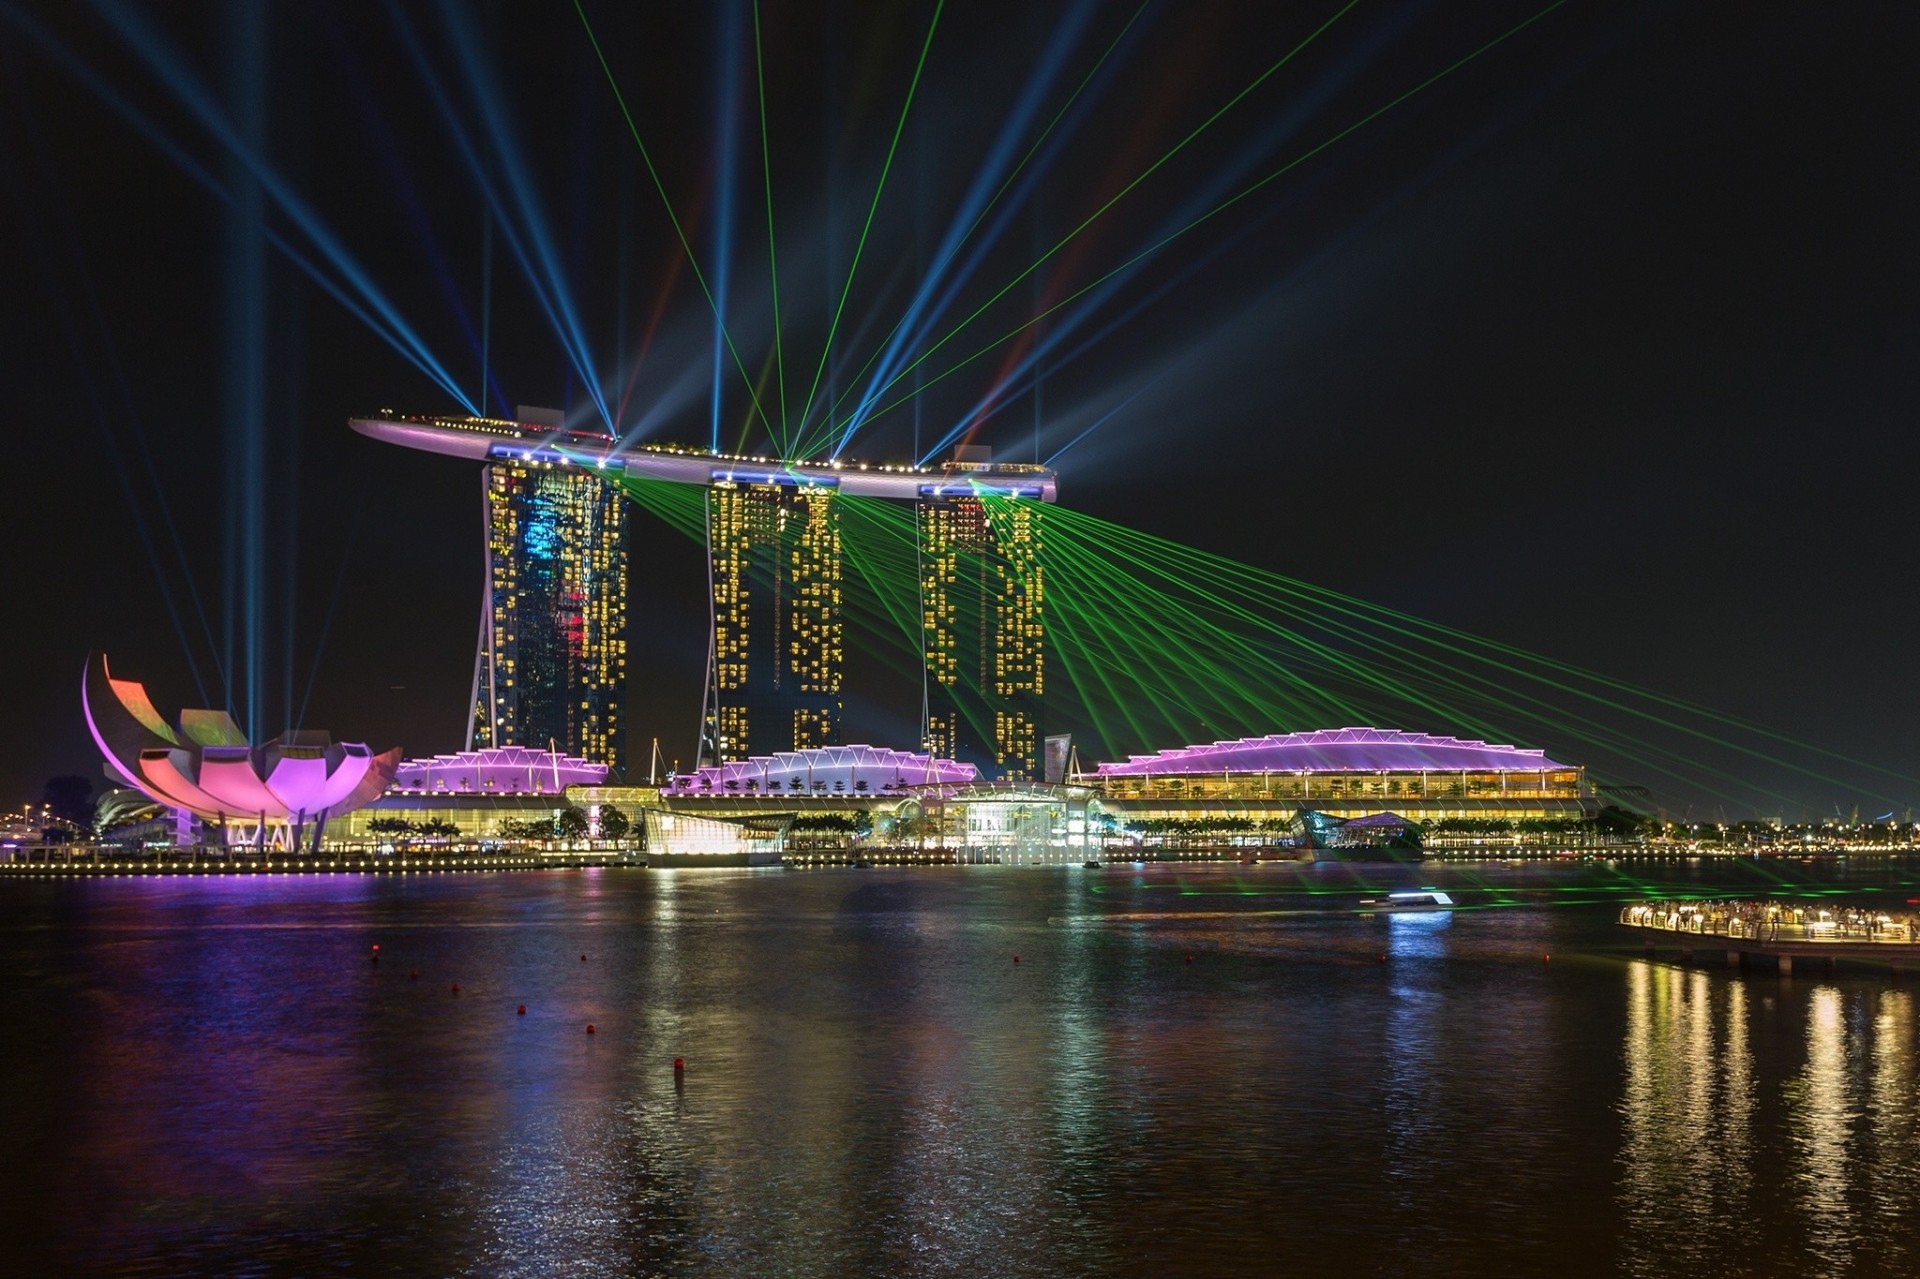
[586,1023,596,1035]
[371,943,380,952]
[1013,955,1020,964]
[1185,953,1193,964]
[673,1057,684,1072]
[410,969,419,980]
[580,953,588,962]
[1379,954,1388,964]
[517,1004,526,1015]
[451,982,460,993]
[1543,954,1552,963]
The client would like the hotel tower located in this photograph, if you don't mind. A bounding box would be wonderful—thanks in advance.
[918,487,1045,780]
[466,430,628,772]
[699,478,843,765]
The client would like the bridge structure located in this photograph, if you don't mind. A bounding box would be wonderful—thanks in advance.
[1621,900,1920,974]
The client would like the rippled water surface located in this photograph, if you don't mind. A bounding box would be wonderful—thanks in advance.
[4,860,1920,1277]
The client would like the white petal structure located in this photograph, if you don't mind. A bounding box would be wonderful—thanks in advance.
[84,655,400,837]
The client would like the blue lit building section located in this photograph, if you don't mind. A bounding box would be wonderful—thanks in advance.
[469,460,628,772]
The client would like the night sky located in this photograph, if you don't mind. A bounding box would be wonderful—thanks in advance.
[3,1,1916,817]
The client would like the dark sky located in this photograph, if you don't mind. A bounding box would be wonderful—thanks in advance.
[3,1,1916,817]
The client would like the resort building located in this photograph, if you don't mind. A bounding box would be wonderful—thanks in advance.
[1077,727,1600,825]
[349,413,1059,769]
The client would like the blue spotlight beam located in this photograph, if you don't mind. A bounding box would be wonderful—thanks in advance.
[834,0,1571,455]
[328,21,509,419]
[0,82,222,704]
[62,0,481,416]
[575,0,780,444]
[1042,376,1164,467]
[221,0,268,741]
[752,0,790,447]
[789,0,945,443]
[925,9,1419,463]
[819,0,1117,460]
[407,1,606,428]
[710,2,745,453]
[814,0,1361,458]
[5,5,480,415]
[429,0,613,430]
[816,3,1153,461]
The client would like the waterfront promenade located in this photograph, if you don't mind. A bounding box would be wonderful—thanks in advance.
[1623,899,1920,972]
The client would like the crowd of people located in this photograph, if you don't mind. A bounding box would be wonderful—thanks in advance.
[1624,899,1920,943]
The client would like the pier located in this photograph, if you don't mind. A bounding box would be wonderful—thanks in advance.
[1622,900,1920,973]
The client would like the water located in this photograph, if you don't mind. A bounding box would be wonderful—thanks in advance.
[3,861,1919,1277]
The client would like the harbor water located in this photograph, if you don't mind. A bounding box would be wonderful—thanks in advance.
[2,860,1918,1277]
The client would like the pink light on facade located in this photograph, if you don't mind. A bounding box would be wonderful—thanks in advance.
[667,745,977,794]
[1089,727,1572,776]
[83,655,401,847]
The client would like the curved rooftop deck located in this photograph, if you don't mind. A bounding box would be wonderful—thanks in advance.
[349,415,1058,502]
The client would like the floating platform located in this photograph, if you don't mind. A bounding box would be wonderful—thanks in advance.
[1621,902,1920,973]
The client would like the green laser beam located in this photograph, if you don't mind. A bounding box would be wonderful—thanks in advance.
[800,0,1153,455]
[814,0,1568,451]
[798,0,1362,456]
[792,0,945,443]
[576,0,777,442]
[752,0,789,449]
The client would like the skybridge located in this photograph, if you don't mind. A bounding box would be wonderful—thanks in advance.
[349,412,1058,502]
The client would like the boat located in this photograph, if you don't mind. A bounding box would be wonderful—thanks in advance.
[1083,860,1103,869]
[1356,890,1456,912]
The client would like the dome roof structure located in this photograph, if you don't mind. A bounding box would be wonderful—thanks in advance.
[1090,727,1572,776]
[669,745,976,794]
[83,655,401,836]
[391,747,608,795]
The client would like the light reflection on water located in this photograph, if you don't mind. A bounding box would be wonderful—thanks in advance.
[4,863,1920,1275]
[1618,950,1920,1279]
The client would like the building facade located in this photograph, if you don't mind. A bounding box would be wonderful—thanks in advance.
[919,494,1045,779]
[469,460,629,772]
[700,479,843,764]
[1078,727,1600,824]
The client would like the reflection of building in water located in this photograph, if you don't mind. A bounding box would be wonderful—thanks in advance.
[1872,990,1916,1200]
[1615,969,1920,1274]
[1794,987,1855,1275]
[1619,963,1754,1275]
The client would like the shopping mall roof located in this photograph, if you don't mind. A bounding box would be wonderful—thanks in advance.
[1089,728,1574,776]
[390,746,609,795]
[669,745,977,794]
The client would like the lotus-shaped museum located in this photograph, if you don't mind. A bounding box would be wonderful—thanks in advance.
[83,655,401,849]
